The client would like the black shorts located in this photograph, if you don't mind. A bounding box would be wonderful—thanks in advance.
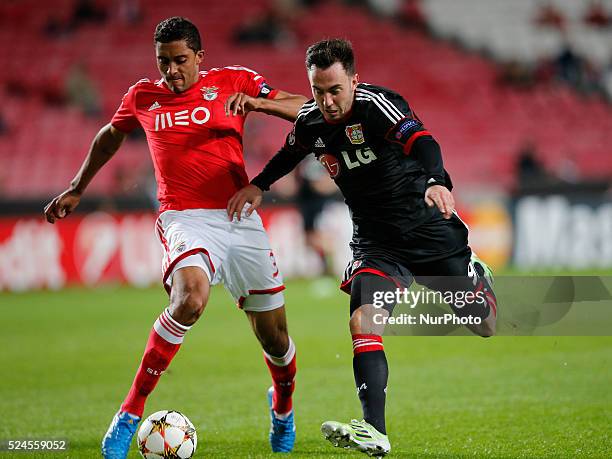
[298,197,327,232]
[341,212,471,294]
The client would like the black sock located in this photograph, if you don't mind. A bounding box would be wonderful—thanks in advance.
[353,349,388,435]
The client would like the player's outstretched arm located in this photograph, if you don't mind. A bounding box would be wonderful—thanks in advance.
[44,124,126,223]
[225,90,308,122]
[227,140,310,221]
[410,137,455,219]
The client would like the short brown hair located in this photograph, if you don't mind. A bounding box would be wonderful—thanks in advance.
[305,39,355,75]
[154,17,202,53]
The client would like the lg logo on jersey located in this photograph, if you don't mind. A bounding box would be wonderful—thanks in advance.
[154,107,211,131]
[341,148,377,169]
[319,148,378,178]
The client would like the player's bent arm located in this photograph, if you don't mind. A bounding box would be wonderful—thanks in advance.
[227,145,309,221]
[411,137,455,219]
[263,90,309,122]
[43,124,127,223]
[225,91,308,122]
[69,124,127,194]
[250,145,309,192]
[411,137,445,186]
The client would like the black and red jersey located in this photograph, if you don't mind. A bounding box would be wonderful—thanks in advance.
[252,82,453,249]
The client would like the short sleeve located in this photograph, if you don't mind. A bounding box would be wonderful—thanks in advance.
[229,66,279,99]
[111,85,140,133]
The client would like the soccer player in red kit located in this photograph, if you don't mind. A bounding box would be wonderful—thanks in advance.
[43,17,306,458]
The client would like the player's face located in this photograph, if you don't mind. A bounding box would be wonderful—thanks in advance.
[308,62,358,122]
[155,40,203,94]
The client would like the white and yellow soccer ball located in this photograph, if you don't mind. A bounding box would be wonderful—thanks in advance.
[137,410,197,459]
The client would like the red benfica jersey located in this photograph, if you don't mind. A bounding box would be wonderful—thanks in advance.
[111,66,278,211]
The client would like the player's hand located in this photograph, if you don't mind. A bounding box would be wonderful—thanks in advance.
[227,184,263,221]
[424,185,454,219]
[224,92,261,117]
[44,189,82,224]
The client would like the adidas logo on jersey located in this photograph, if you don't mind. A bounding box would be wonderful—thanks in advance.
[315,137,325,148]
[148,101,161,111]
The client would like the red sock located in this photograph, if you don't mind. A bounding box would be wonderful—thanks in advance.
[264,337,297,415]
[121,308,190,417]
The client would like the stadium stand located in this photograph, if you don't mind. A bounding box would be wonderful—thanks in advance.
[0,0,610,198]
[424,0,612,65]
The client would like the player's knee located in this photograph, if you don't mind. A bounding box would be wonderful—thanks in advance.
[250,309,289,356]
[259,327,289,356]
[349,311,364,334]
[349,306,386,335]
[170,284,209,326]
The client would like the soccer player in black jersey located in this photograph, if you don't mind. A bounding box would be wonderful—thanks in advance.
[228,39,497,456]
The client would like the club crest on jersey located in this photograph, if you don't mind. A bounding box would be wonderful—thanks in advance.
[345,124,365,145]
[319,153,340,178]
[201,86,219,101]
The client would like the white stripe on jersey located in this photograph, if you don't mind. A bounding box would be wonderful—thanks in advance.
[297,101,317,116]
[378,92,407,119]
[298,101,316,111]
[355,96,399,124]
[121,78,151,96]
[217,65,261,76]
[297,104,319,119]
[356,87,405,119]
[356,87,405,122]
[356,90,403,122]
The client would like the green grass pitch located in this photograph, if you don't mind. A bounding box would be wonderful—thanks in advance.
[1,280,611,458]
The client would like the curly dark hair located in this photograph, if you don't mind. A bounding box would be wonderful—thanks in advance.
[154,17,202,52]
[305,38,355,75]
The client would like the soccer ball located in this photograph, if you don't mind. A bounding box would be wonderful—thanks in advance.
[137,410,197,459]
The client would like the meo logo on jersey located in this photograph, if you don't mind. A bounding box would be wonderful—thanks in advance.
[154,107,211,131]
[319,153,340,178]
[345,123,365,145]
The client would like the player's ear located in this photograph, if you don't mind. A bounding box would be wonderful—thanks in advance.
[352,73,359,89]
[195,50,204,65]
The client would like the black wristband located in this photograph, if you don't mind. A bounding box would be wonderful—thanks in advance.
[250,176,270,192]
[425,176,445,189]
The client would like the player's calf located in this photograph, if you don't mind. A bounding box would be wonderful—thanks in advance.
[453,252,497,338]
[248,307,296,413]
[248,307,297,452]
[450,288,496,337]
[478,309,496,338]
[469,255,497,337]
